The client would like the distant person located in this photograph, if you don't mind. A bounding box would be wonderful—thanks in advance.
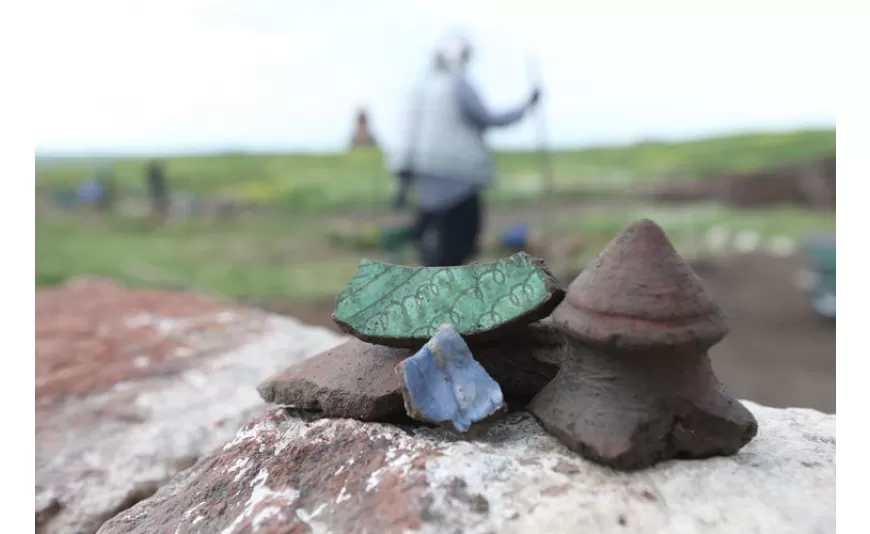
[95,163,117,212]
[145,160,169,223]
[391,39,541,267]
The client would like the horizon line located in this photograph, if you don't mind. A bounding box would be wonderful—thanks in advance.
[35,125,836,161]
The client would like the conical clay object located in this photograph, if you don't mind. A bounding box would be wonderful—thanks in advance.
[530,219,758,471]
[552,218,727,352]
[530,343,757,471]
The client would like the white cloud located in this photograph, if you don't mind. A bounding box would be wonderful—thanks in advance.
[32,0,836,154]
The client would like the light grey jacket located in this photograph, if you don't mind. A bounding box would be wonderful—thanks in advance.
[391,64,529,212]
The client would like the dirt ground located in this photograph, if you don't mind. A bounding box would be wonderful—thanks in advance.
[271,253,836,414]
[697,254,835,414]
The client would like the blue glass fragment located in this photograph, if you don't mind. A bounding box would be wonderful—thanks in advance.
[396,324,506,432]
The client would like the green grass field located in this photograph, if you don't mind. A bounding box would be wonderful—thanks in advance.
[37,129,835,212]
[35,129,836,303]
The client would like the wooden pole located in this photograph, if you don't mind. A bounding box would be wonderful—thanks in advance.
[525,53,562,274]
[526,55,555,198]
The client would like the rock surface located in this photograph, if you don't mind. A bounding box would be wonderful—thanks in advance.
[99,401,835,534]
[36,279,346,534]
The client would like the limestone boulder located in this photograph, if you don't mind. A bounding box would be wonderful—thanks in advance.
[98,401,835,534]
[35,279,345,534]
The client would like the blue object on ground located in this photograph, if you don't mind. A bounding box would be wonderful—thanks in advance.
[396,324,505,433]
[501,223,530,250]
[803,233,836,320]
[77,180,104,205]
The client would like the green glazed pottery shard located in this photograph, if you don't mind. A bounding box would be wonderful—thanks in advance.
[332,252,565,348]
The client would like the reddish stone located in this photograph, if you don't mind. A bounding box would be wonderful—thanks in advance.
[552,218,727,352]
[35,278,344,534]
[98,410,441,534]
[531,220,757,471]
[36,277,257,408]
[258,339,413,421]
[258,323,565,423]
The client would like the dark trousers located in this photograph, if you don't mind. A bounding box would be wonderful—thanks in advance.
[414,193,482,267]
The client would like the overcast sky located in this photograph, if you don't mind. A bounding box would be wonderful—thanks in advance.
[33,1,837,154]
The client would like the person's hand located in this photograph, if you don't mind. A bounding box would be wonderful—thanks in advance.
[393,172,411,211]
[392,188,408,211]
[527,87,542,108]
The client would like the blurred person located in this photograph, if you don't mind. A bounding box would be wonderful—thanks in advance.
[392,38,541,267]
[145,160,170,223]
[95,163,117,212]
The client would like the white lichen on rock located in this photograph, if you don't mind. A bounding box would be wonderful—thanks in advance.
[99,401,835,534]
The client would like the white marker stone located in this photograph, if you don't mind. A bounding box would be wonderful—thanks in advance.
[705,226,730,252]
[735,230,761,253]
[767,236,798,257]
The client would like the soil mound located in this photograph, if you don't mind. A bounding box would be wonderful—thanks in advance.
[649,156,835,209]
